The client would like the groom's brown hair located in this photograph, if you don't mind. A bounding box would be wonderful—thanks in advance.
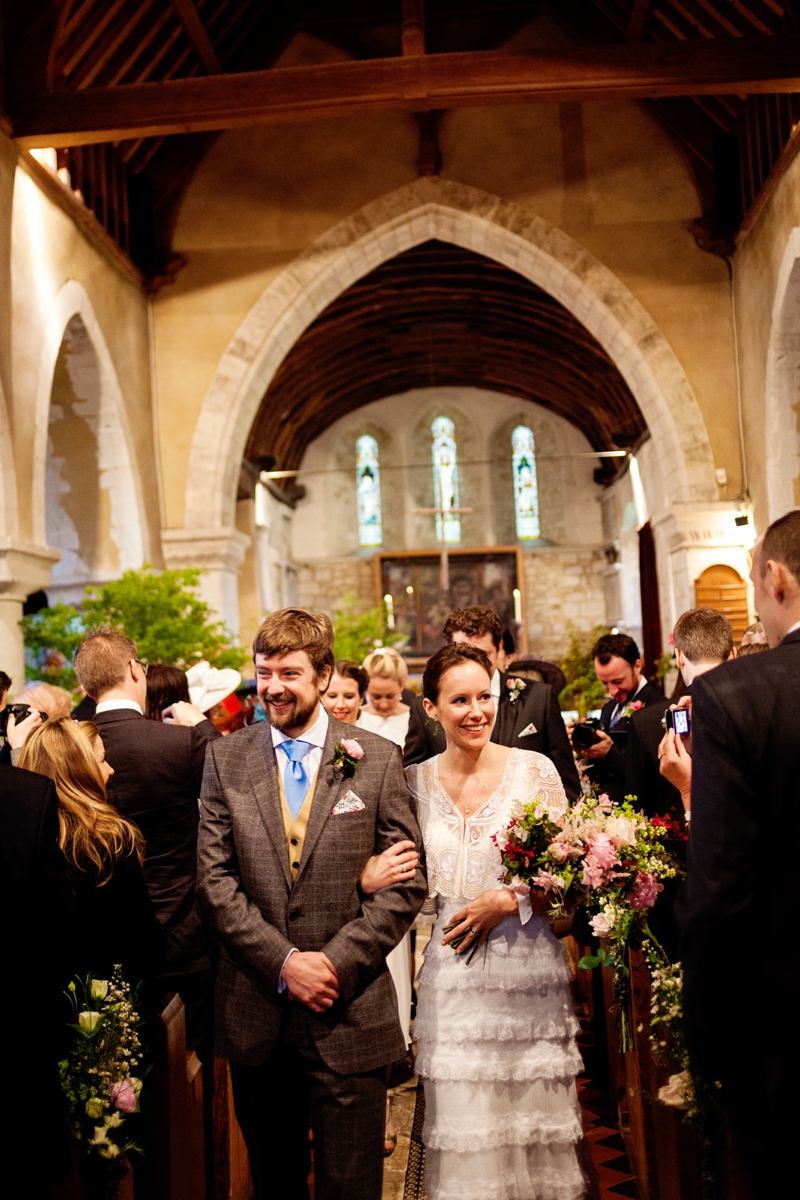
[253,608,334,679]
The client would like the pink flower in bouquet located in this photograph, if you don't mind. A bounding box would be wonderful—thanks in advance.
[110,1079,137,1114]
[510,875,531,896]
[547,841,570,863]
[534,869,565,893]
[582,858,608,889]
[629,872,663,909]
[586,831,618,869]
[596,793,613,810]
[340,739,364,760]
[589,911,613,937]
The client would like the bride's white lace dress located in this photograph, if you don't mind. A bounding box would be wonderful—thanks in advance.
[406,749,585,1200]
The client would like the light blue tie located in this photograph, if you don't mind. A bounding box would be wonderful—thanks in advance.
[278,740,311,819]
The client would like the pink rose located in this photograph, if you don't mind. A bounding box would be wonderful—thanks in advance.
[581,858,608,889]
[340,739,364,760]
[510,875,531,896]
[534,869,564,893]
[586,831,618,869]
[629,872,663,909]
[589,911,612,937]
[596,793,612,810]
[547,841,569,863]
[110,1079,137,1114]
[630,700,643,712]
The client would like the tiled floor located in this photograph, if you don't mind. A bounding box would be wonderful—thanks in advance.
[578,1077,640,1200]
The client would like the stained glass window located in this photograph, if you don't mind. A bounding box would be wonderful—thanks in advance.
[512,425,540,540]
[431,416,461,544]
[356,435,382,547]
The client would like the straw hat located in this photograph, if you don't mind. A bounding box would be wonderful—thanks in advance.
[186,660,242,712]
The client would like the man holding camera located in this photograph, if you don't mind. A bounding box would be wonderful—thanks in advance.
[572,633,663,806]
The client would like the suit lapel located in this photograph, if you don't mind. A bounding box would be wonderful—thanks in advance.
[490,672,509,745]
[249,727,292,890]
[296,714,350,881]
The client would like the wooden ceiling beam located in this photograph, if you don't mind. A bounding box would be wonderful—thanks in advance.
[168,0,222,73]
[626,0,655,42]
[11,35,800,148]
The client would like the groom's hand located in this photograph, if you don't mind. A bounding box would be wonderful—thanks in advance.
[281,952,341,1012]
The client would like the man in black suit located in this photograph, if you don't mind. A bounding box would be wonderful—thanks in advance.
[0,762,78,1197]
[626,607,735,818]
[73,629,221,1050]
[575,632,663,805]
[403,606,580,801]
[678,512,800,1198]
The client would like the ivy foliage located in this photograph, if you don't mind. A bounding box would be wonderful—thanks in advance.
[22,565,247,693]
[557,624,610,717]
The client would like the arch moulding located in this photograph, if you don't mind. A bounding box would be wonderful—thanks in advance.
[32,278,148,571]
[184,177,717,533]
[765,226,800,523]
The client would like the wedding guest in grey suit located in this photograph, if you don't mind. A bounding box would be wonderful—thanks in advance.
[197,609,426,1200]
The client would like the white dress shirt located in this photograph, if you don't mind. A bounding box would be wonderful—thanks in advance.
[271,705,328,785]
[95,699,143,715]
[491,668,501,731]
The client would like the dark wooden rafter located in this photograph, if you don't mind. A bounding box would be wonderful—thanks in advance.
[169,0,222,72]
[246,240,645,475]
[626,0,656,41]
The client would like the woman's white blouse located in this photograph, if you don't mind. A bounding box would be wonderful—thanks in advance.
[405,749,568,923]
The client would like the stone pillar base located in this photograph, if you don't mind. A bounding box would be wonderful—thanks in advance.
[161,527,250,634]
[0,539,61,688]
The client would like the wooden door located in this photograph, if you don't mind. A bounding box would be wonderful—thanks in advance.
[694,564,749,642]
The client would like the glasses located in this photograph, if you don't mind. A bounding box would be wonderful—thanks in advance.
[133,658,148,677]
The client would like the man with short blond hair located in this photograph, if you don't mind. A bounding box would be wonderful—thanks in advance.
[198,607,425,1200]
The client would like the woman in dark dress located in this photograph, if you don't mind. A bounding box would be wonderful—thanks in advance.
[18,718,164,985]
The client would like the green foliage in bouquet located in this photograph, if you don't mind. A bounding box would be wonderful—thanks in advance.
[59,967,147,1199]
[23,565,247,695]
[558,624,609,716]
[331,592,405,664]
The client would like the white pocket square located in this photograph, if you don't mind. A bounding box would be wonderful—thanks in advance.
[331,791,366,815]
[518,722,538,737]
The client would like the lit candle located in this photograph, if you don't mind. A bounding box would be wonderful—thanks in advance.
[513,588,522,623]
[384,593,395,629]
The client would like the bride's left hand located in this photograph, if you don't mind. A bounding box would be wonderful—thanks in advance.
[442,889,520,953]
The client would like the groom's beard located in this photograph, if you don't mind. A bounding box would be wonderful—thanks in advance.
[264,690,318,733]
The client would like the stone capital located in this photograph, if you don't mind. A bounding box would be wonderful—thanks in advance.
[161,526,250,574]
[0,538,61,600]
[653,502,756,554]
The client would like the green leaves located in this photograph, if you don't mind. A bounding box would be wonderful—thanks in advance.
[558,624,610,717]
[578,947,615,971]
[332,592,404,664]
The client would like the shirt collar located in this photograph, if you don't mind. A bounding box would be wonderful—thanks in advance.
[270,704,329,749]
[491,669,501,698]
[786,621,800,636]
[95,699,143,715]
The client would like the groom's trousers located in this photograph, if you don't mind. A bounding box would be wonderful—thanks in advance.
[229,1006,386,1200]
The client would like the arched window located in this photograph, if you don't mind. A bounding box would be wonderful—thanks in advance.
[355,435,382,547]
[431,416,461,544]
[512,425,540,540]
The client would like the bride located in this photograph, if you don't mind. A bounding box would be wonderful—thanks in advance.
[407,642,584,1200]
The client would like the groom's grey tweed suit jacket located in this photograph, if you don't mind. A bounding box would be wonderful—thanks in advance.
[197,713,426,1072]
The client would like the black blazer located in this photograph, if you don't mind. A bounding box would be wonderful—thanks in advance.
[677,630,800,1163]
[70,851,165,985]
[0,764,78,1189]
[94,708,221,974]
[583,679,664,805]
[624,696,678,817]
[403,672,581,801]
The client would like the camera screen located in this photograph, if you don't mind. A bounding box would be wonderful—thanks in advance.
[673,708,690,736]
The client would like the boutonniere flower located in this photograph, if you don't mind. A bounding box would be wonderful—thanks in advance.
[333,739,364,778]
[506,677,526,703]
[619,700,644,720]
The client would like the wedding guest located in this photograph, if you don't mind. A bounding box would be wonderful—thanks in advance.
[737,619,769,656]
[358,646,411,744]
[0,758,78,1198]
[18,718,164,984]
[679,511,800,1198]
[12,679,72,720]
[73,628,216,1051]
[406,606,580,802]
[574,632,663,805]
[0,668,10,710]
[145,662,191,719]
[321,658,368,725]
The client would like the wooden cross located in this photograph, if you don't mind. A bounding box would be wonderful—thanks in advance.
[414,498,473,591]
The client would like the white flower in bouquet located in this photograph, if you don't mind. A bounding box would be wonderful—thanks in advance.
[603,815,638,849]
[85,1097,105,1120]
[79,1011,102,1032]
[89,1126,109,1146]
[90,980,109,1003]
[104,1111,123,1128]
[589,907,616,937]
[98,1143,122,1160]
[658,1070,693,1110]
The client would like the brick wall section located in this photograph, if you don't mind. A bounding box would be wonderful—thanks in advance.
[523,547,607,662]
[297,556,376,617]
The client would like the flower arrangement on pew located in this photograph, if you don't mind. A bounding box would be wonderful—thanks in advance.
[494,790,682,1051]
[59,966,146,1198]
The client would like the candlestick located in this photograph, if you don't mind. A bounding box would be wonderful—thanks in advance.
[384,593,395,629]
[513,588,522,623]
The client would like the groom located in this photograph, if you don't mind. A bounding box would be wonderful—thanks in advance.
[197,608,426,1200]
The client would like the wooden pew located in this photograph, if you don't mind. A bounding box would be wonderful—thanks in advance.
[149,993,206,1200]
[211,1057,252,1200]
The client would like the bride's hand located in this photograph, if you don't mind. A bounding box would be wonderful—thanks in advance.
[442,889,520,952]
[359,840,419,895]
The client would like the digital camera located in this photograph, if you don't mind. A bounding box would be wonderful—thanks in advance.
[0,703,48,738]
[571,718,603,750]
[662,707,690,736]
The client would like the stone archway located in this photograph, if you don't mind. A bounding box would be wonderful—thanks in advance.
[33,280,147,583]
[183,177,717,537]
[765,226,800,522]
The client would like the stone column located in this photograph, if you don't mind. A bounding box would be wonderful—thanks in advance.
[161,526,251,634]
[0,539,61,687]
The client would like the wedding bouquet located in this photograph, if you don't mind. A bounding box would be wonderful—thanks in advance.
[494,791,682,1049]
[59,966,146,1198]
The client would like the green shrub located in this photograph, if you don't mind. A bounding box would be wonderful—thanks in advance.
[331,592,404,665]
[558,624,610,717]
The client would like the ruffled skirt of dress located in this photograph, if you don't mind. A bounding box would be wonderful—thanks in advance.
[415,900,586,1200]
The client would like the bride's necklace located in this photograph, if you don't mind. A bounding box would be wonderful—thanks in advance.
[447,763,484,816]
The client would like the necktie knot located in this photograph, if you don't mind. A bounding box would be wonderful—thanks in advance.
[280,739,310,763]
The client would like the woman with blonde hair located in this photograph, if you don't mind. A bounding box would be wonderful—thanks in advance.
[19,718,163,984]
[357,646,411,746]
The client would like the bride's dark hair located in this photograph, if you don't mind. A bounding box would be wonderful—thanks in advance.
[423,643,493,703]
